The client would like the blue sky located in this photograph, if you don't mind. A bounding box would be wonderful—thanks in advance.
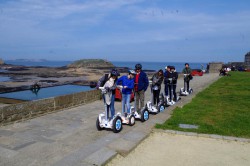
[0,0,249,62]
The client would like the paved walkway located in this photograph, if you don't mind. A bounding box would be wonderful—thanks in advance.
[0,73,219,166]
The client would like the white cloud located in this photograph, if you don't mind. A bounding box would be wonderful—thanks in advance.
[0,0,249,62]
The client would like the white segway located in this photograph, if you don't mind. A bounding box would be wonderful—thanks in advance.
[133,85,149,122]
[165,78,181,105]
[180,74,193,96]
[117,86,136,126]
[145,81,165,114]
[96,87,123,133]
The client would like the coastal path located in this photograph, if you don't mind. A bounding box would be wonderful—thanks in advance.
[0,73,219,166]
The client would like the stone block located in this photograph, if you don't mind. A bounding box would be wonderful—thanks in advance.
[54,94,74,110]
[73,92,86,105]
[31,98,55,113]
[122,131,148,144]
[83,147,117,166]
[107,138,137,156]
[0,146,18,158]
[209,134,223,140]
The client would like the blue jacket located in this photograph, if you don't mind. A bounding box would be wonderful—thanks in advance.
[135,71,149,91]
[117,75,134,94]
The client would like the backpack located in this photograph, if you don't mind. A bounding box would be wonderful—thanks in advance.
[97,74,109,88]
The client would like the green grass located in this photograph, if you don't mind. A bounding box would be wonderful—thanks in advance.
[156,72,250,138]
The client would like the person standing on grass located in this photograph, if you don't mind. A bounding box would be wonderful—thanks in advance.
[150,69,164,106]
[117,70,136,116]
[182,63,192,93]
[134,63,149,113]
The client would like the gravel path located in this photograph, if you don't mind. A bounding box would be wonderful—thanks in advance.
[107,131,250,166]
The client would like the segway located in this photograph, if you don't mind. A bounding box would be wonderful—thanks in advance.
[117,85,136,126]
[133,84,149,122]
[96,87,123,133]
[165,78,181,105]
[145,81,165,114]
[180,74,193,96]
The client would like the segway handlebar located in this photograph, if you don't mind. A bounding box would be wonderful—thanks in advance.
[116,85,123,90]
[98,87,107,94]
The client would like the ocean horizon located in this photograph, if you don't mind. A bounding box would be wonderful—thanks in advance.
[4,60,208,72]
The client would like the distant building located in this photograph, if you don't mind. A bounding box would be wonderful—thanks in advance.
[209,62,223,73]
[0,58,4,65]
[245,52,250,69]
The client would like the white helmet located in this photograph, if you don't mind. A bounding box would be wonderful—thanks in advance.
[129,69,136,75]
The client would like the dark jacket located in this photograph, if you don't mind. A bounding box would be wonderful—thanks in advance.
[182,67,192,82]
[135,71,149,91]
[168,71,178,85]
[182,67,192,74]
[151,72,163,90]
[164,71,170,84]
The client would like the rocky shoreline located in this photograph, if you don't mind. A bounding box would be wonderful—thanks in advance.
[0,61,155,94]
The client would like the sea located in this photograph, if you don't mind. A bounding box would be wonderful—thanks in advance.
[4,60,207,72]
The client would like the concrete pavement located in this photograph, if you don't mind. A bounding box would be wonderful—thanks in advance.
[0,73,220,166]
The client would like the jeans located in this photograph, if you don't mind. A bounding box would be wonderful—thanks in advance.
[122,94,131,115]
[102,94,115,119]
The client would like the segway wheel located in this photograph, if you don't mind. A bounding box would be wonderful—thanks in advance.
[129,115,135,126]
[113,116,122,133]
[141,109,149,122]
[158,104,165,113]
[96,117,103,131]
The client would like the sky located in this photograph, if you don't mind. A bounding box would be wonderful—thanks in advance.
[0,0,249,63]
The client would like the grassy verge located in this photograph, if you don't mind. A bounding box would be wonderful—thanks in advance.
[156,72,250,138]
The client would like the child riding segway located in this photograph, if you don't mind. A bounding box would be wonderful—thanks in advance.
[116,70,136,126]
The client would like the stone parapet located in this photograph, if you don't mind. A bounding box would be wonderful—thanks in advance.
[0,89,101,125]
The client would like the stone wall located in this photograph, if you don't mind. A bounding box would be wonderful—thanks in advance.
[0,89,101,126]
[209,62,223,73]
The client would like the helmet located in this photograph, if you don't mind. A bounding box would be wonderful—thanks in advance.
[128,69,136,75]
[110,68,119,76]
[170,66,175,70]
[165,66,170,70]
[135,63,142,70]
